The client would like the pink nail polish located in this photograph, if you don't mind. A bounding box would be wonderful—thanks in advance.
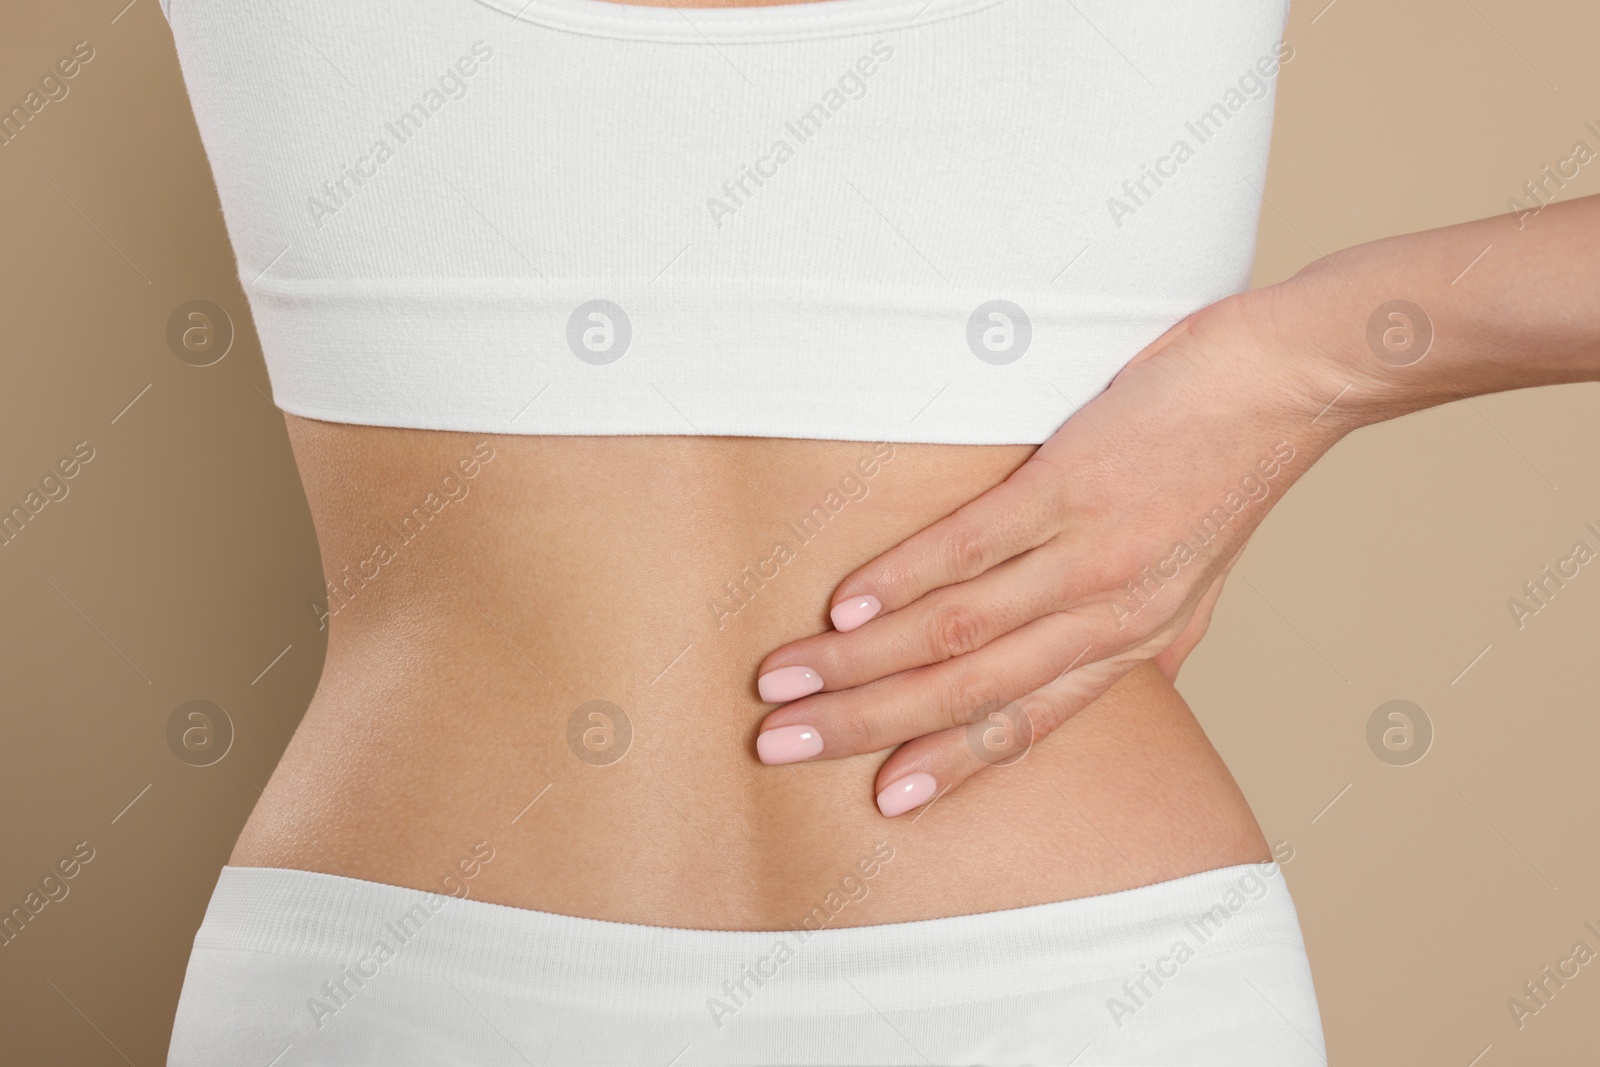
[756,724,824,765]
[831,595,881,632]
[877,772,937,817]
[757,665,824,703]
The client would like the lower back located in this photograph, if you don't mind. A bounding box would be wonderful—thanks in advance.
[230,419,1269,928]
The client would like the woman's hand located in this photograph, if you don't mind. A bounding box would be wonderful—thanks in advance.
[750,193,1600,818]
[751,285,1357,816]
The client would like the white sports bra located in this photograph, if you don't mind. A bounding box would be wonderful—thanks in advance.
[162,0,1292,444]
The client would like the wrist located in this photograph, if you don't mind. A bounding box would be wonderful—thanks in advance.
[1249,201,1600,436]
[1196,279,1372,458]
[1239,248,1448,436]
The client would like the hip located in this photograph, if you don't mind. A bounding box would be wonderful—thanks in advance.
[168,859,1323,1065]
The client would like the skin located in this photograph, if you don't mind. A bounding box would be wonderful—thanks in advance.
[756,193,1600,815]
[230,0,1276,934]
[233,427,1270,928]
[232,2,1600,931]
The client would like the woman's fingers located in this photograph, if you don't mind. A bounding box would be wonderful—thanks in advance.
[869,653,1133,816]
[746,291,1332,804]
[823,458,1066,630]
[756,606,1150,764]
[756,539,1089,698]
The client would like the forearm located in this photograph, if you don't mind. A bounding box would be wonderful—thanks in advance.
[1258,192,1600,433]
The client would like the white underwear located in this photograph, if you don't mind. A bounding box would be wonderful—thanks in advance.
[167,861,1325,1065]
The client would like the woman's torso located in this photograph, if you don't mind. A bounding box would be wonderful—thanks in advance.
[232,421,1270,929]
[165,0,1295,931]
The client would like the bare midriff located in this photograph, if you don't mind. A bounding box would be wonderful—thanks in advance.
[230,418,1270,930]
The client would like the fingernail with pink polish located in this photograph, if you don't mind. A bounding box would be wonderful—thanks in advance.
[831,595,881,632]
[877,772,938,817]
[757,665,824,703]
[756,724,824,765]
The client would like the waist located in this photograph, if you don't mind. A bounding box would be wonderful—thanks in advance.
[235,422,1269,928]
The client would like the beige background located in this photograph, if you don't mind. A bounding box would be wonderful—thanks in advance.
[3,0,1598,1062]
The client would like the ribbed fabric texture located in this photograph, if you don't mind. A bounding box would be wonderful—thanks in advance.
[162,0,1292,443]
[168,862,1327,1065]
